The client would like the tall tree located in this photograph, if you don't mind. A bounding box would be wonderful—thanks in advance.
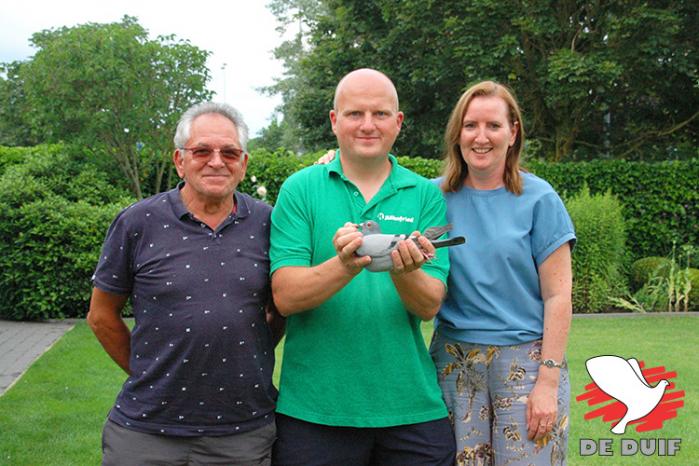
[4,16,212,198]
[267,0,698,161]
[0,62,38,147]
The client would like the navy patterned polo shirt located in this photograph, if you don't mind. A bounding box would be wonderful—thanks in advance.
[92,183,276,436]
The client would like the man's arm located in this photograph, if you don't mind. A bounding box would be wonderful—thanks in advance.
[265,299,286,346]
[86,287,131,374]
[272,223,371,316]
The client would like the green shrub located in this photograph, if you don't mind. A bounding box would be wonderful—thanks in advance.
[630,256,672,291]
[239,148,321,205]
[396,156,443,179]
[688,268,699,311]
[0,144,64,176]
[566,185,628,313]
[619,246,698,312]
[0,148,133,320]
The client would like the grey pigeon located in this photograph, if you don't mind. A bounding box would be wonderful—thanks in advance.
[355,221,466,272]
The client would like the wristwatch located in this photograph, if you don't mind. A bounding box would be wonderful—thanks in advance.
[541,358,566,369]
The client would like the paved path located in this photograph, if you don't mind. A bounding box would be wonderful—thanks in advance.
[0,319,76,396]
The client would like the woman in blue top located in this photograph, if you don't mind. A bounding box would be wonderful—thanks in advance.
[430,81,575,466]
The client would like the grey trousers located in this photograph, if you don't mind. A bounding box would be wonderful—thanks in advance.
[102,420,275,466]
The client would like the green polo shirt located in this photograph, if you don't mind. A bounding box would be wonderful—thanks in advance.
[270,154,449,427]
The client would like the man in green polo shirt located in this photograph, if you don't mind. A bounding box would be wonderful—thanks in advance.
[270,68,455,465]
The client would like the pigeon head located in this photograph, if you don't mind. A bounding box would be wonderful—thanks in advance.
[360,221,381,235]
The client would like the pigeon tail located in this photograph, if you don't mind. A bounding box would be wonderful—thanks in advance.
[430,237,466,248]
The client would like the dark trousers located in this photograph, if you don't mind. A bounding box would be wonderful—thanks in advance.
[273,413,455,466]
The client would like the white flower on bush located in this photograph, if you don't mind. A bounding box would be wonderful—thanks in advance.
[256,185,267,199]
[250,175,257,183]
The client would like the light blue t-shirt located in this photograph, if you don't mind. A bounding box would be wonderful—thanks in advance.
[434,172,576,345]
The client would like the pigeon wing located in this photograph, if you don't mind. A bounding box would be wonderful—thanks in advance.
[423,224,453,240]
[357,234,404,257]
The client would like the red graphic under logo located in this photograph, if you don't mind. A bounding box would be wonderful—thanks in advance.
[576,356,685,433]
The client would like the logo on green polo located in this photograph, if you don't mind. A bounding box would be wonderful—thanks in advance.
[377,212,414,224]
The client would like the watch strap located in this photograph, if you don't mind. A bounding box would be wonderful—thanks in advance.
[541,358,566,369]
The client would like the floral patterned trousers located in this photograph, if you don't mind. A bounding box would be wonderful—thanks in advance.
[430,332,569,466]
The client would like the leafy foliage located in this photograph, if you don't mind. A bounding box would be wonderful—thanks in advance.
[565,186,627,313]
[0,146,133,320]
[621,246,698,312]
[630,257,672,291]
[0,144,64,176]
[238,148,323,205]
[1,16,212,199]
[265,0,698,161]
[0,62,38,147]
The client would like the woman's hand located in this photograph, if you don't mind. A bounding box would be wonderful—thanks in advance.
[526,374,559,441]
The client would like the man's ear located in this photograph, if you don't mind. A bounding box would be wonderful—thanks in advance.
[173,149,185,178]
[329,109,338,135]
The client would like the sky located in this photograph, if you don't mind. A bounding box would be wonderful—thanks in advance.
[0,0,287,136]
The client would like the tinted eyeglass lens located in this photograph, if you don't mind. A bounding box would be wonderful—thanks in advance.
[189,147,244,161]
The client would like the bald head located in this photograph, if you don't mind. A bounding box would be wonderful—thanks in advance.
[333,68,400,112]
[329,68,404,163]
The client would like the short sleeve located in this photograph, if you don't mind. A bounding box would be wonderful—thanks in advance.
[531,191,576,266]
[92,208,135,295]
[416,183,450,285]
[270,178,314,273]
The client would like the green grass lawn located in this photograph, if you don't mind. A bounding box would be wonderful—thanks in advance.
[1,316,697,465]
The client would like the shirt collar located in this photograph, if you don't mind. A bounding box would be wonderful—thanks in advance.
[170,181,249,220]
[327,152,416,190]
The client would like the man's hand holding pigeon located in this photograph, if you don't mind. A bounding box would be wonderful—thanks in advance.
[332,222,371,276]
[389,230,434,275]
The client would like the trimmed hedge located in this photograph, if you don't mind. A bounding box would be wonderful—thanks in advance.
[527,159,699,261]
[240,152,697,263]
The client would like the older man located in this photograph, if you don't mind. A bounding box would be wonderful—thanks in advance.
[88,102,282,465]
[270,69,456,465]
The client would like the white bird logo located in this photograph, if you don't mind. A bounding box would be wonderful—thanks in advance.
[585,355,669,435]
